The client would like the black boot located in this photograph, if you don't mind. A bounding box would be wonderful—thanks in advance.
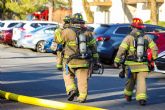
[139,100,146,106]
[67,90,76,101]
[125,95,132,102]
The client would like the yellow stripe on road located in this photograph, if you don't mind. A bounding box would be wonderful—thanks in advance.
[0,90,106,110]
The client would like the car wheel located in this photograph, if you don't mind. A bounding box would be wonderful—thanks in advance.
[36,40,46,53]
[12,40,17,47]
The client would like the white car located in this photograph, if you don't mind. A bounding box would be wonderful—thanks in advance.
[154,50,165,73]
[0,20,25,31]
[17,25,57,52]
[12,21,59,47]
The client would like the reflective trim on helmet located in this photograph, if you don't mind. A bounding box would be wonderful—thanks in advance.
[136,93,147,101]
[120,42,128,50]
[114,57,121,63]
[149,41,155,48]
[124,89,133,96]
[68,64,89,68]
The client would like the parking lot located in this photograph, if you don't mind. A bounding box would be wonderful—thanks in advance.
[0,43,165,110]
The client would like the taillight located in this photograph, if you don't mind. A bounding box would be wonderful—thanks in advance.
[96,36,104,41]
[24,35,32,38]
[96,36,110,41]
[19,27,25,31]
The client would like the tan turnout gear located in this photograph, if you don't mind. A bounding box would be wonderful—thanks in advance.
[54,15,72,70]
[61,27,98,102]
[114,18,158,105]
[56,14,98,102]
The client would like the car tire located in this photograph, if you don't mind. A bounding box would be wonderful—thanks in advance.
[36,40,46,53]
[12,40,17,47]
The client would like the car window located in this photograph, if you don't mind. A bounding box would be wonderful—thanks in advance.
[94,25,110,35]
[145,26,165,32]
[0,22,4,27]
[7,23,18,28]
[15,22,25,28]
[30,26,44,33]
[30,23,42,28]
[115,27,132,34]
[145,33,158,41]
[44,27,56,34]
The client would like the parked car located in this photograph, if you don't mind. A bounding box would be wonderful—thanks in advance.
[43,25,96,53]
[17,25,57,52]
[0,22,26,45]
[147,31,165,53]
[154,50,165,73]
[94,23,165,64]
[12,21,59,47]
[44,37,55,53]
[0,20,25,31]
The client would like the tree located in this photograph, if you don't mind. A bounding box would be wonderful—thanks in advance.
[149,0,158,25]
[48,0,72,22]
[4,0,48,19]
[82,0,94,23]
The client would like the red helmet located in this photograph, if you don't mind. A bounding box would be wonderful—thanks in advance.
[131,18,145,29]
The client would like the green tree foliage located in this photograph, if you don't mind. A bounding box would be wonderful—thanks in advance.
[49,0,71,9]
[1,0,48,19]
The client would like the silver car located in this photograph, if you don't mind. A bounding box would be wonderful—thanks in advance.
[17,25,57,52]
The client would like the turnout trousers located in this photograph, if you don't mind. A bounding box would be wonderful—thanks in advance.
[62,59,89,100]
[124,71,148,101]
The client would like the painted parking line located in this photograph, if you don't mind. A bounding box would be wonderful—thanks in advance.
[0,90,106,110]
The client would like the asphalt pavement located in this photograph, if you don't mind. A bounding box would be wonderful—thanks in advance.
[0,44,165,110]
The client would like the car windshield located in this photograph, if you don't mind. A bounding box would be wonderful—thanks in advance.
[94,24,110,35]
[30,26,45,33]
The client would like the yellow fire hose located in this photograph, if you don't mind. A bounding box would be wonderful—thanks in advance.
[0,90,106,110]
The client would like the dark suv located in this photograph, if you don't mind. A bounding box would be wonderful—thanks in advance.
[94,23,165,64]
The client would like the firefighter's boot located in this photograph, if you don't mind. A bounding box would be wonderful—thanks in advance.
[139,99,146,106]
[125,95,132,102]
[77,97,86,103]
[67,90,76,101]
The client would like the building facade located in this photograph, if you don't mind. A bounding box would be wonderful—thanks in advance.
[72,0,165,24]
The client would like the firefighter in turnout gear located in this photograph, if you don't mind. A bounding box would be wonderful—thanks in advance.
[114,18,158,105]
[54,15,72,70]
[56,13,99,103]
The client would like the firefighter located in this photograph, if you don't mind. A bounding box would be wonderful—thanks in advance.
[56,13,99,103]
[114,18,158,105]
[54,15,72,70]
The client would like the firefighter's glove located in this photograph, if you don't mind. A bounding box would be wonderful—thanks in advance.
[119,71,125,79]
[114,62,121,68]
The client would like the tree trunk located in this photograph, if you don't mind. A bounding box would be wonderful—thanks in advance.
[82,0,94,23]
[150,0,158,25]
